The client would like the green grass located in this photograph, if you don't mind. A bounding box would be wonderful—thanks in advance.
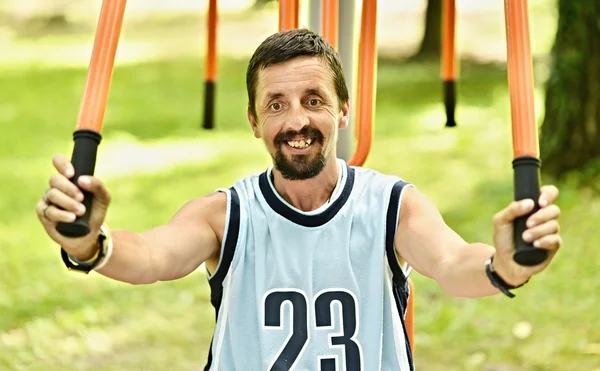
[1,42,600,371]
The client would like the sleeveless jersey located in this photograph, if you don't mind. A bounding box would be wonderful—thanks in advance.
[204,159,415,371]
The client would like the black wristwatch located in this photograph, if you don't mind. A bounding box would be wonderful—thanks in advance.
[485,254,529,298]
[61,225,109,274]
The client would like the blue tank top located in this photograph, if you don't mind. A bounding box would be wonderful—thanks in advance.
[204,159,414,371]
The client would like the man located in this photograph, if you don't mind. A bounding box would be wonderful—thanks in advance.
[36,29,562,371]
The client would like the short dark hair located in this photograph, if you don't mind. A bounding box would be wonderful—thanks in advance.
[246,28,349,119]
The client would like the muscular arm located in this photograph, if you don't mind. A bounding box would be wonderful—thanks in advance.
[395,187,500,298]
[94,192,226,285]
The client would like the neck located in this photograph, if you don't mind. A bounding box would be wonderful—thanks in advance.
[271,156,340,212]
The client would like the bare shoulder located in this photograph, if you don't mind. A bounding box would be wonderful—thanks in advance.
[175,191,228,215]
[170,191,229,239]
[398,186,442,223]
[395,184,466,279]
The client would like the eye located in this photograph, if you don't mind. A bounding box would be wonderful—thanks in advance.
[307,98,321,107]
[270,102,282,111]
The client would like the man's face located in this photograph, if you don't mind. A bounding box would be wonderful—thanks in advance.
[248,56,349,180]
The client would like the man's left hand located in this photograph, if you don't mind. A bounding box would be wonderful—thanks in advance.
[491,185,562,287]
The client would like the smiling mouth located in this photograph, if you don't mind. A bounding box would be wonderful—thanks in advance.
[285,138,314,149]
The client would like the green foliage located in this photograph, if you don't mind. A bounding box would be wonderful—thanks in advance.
[1,55,599,371]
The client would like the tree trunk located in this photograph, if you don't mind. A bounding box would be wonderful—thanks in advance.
[412,0,442,60]
[540,0,600,181]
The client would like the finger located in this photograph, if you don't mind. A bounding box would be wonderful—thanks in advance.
[48,173,84,202]
[527,204,561,227]
[45,188,86,216]
[532,233,562,250]
[523,220,560,243]
[78,176,111,206]
[36,200,51,222]
[36,201,75,223]
[39,203,77,223]
[493,198,535,225]
[52,154,75,179]
[538,185,559,207]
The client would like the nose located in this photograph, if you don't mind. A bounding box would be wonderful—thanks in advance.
[285,102,310,131]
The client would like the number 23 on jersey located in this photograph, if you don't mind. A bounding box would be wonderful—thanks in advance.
[263,288,363,371]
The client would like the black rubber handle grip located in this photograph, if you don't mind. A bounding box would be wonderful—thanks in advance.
[55,129,102,238]
[202,80,215,129]
[512,156,549,266]
[443,79,457,128]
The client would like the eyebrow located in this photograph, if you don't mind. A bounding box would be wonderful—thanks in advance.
[264,88,325,103]
[305,87,325,97]
[265,92,284,102]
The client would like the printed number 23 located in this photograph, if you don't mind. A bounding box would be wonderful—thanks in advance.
[263,289,363,371]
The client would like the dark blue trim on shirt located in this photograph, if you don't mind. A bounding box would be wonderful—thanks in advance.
[205,186,240,371]
[258,163,355,227]
[385,180,415,371]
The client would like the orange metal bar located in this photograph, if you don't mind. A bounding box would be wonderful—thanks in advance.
[504,0,539,158]
[77,0,127,132]
[504,0,547,266]
[441,0,457,127]
[279,0,299,31]
[406,279,415,356]
[321,0,339,50]
[293,0,299,28]
[206,0,218,82]
[441,0,456,80]
[202,0,218,129]
[348,0,377,166]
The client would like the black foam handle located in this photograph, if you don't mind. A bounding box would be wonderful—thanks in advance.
[443,79,457,128]
[512,156,549,266]
[202,80,216,129]
[55,129,102,238]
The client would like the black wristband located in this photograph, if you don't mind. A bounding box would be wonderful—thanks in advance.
[61,232,106,274]
[485,255,529,298]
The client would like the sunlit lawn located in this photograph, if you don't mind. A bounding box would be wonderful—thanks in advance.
[1,8,599,371]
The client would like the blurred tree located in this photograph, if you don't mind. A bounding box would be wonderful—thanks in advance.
[411,0,442,60]
[540,0,600,182]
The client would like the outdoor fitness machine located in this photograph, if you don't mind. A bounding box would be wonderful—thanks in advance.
[54,0,548,360]
[55,0,126,238]
[440,0,545,266]
[504,0,548,266]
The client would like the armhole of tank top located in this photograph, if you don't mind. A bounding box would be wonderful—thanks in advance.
[206,186,241,286]
[385,180,413,287]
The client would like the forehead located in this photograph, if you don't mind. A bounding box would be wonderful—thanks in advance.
[256,56,335,98]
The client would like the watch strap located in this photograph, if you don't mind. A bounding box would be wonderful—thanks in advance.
[61,225,109,274]
[485,254,529,298]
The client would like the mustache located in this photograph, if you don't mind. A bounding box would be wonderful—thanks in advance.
[274,126,324,145]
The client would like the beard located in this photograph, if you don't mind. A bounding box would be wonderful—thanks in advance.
[273,126,327,180]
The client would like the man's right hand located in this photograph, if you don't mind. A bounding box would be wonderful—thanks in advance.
[36,154,112,260]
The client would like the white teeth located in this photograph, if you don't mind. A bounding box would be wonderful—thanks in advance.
[286,139,313,149]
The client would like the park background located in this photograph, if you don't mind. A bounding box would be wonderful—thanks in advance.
[0,0,599,370]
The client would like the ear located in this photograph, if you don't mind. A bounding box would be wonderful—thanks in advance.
[247,107,261,139]
[338,100,350,129]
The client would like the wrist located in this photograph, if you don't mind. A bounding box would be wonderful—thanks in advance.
[68,238,101,261]
[486,254,530,298]
[491,255,530,287]
[61,225,113,274]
